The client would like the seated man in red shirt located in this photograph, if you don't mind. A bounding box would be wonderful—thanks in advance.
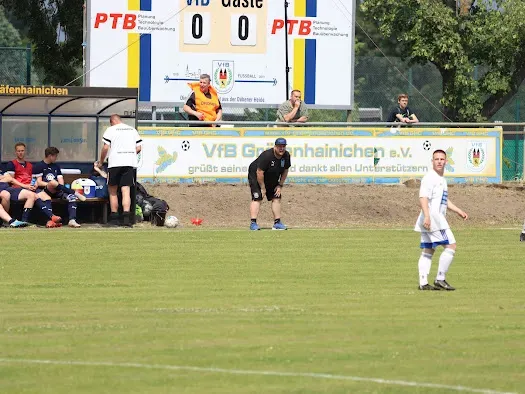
[6,143,35,190]
[4,142,61,227]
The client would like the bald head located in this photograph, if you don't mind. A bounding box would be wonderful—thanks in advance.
[110,114,122,126]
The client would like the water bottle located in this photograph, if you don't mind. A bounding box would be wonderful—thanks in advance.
[30,177,36,187]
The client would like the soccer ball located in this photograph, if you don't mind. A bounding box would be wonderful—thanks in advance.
[164,215,179,228]
[181,140,191,151]
[423,140,432,151]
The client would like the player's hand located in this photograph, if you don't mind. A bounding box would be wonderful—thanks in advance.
[25,184,36,191]
[196,112,205,120]
[423,216,431,230]
[458,210,468,220]
[274,185,282,197]
[294,100,301,108]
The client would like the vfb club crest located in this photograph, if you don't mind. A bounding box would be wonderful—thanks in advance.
[466,142,487,172]
[212,61,234,94]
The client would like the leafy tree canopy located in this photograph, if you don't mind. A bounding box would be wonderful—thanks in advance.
[0,0,83,85]
[0,5,21,47]
[361,0,525,121]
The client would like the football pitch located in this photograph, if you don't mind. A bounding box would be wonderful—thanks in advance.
[1,228,523,393]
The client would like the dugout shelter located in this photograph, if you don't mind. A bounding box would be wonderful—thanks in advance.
[0,85,138,223]
[0,85,138,169]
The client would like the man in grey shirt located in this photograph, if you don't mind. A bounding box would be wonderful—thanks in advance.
[276,90,309,124]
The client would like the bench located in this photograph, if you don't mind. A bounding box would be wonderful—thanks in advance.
[9,174,109,225]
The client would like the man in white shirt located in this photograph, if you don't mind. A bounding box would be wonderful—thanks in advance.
[415,149,468,291]
[96,114,142,227]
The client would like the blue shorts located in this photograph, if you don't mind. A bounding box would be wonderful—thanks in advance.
[7,187,22,201]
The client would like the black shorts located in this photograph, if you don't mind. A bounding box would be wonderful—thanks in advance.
[248,172,279,201]
[40,188,72,201]
[108,166,135,187]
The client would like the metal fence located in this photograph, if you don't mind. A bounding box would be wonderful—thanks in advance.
[0,46,32,85]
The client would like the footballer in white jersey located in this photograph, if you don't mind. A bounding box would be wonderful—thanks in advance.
[415,150,468,291]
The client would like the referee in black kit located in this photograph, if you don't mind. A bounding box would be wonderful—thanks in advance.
[248,138,291,231]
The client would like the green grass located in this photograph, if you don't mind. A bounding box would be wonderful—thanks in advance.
[1,228,524,393]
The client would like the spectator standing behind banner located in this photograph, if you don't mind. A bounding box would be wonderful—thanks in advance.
[387,94,419,123]
[183,74,223,127]
[276,90,309,124]
[96,114,142,227]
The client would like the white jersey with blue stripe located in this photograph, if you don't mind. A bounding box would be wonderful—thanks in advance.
[414,169,449,232]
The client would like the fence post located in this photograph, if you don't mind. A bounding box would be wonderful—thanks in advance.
[517,98,524,180]
[26,44,31,85]
[152,105,156,127]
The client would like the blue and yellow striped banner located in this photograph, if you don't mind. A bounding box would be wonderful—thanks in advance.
[293,0,317,104]
[127,0,152,101]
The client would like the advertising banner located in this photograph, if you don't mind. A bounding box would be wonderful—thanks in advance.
[137,127,502,184]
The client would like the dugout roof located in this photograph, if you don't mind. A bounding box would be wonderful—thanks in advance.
[0,86,138,164]
[0,86,138,116]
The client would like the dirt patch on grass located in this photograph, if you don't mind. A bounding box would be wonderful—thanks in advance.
[142,182,525,229]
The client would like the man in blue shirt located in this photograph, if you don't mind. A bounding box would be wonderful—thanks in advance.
[33,147,86,228]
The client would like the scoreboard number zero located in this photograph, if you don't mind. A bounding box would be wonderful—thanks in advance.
[183,13,257,46]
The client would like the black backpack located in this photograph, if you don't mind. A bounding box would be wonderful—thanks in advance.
[137,183,169,226]
[146,197,169,226]
[136,182,151,198]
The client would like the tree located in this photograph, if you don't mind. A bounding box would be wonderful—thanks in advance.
[354,4,401,58]
[0,0,83,85]
[361,0,525,121]
[0,5,21,47]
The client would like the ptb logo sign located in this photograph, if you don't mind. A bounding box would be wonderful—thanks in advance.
[271,19,312,35]
[186,0,210,5]
[94,13,137,29]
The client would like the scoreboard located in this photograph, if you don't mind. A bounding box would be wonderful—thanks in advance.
[87,0,355,108]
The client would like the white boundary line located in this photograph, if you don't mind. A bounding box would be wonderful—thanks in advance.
[0,227,520,233]
[0,358,516,394]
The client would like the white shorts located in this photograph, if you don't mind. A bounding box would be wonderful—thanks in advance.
[420,229,456,249]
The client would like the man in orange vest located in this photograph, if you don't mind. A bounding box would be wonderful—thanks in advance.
[183,74,223,127]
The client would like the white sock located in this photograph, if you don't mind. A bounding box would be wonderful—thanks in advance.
[522,219,525,233]
[436,248,456,281]
[418,252,433,286]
